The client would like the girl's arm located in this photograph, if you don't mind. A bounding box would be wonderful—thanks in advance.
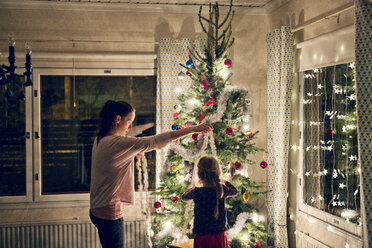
[224,181,238,197]
[181,188,196,202]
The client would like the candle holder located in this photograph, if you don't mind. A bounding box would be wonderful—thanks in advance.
[0,38,33,101]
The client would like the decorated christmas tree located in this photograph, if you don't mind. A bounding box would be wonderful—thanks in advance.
[151,1,269,247]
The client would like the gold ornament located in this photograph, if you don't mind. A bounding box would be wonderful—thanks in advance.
[243,191,250,202]
[160,188,166,196]
[170,164,178,172]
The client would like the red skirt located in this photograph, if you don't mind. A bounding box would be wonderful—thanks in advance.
[194,232,228,248]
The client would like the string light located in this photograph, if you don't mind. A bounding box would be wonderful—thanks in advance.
[219,68,229,79]
[252,213,260,223]
[302,62,359,223]
[178,175,185,182]
[188,98,196,106]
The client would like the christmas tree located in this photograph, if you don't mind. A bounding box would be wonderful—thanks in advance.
[151,1,269,247]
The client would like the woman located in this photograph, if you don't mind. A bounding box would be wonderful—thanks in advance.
[89,100,213,248]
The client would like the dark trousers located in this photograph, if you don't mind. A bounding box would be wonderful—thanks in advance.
[90,209,125,248]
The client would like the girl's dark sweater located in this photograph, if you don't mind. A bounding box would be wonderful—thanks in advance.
[181,181,238,235]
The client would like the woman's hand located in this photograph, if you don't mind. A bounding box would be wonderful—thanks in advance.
[170,123,213,140]
[193,123,213,134]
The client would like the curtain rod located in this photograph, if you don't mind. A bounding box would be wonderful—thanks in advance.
[291,1,354,32]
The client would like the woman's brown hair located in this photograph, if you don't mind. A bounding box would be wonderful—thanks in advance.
[97,100,135,145]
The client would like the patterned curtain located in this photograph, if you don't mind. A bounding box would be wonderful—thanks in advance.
[355,0,372,246]
[156,38,204,182]
[266,26,294,248]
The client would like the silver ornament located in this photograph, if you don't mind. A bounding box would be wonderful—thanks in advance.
[174,104,182,112]
[178,71,186,80]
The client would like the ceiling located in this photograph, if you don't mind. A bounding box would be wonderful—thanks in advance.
[0,0,290,14]
[42,0,284,8]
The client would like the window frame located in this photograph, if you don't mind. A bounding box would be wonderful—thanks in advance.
[33,68,156,202]
[297,68,362,238]
[0,54,156,205]
[0,85,33,203]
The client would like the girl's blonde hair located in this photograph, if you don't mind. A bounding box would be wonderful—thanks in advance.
[197,156,224,219]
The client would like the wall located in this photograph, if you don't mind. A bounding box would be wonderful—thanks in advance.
[0,1,269,229]
[268,0,356,247]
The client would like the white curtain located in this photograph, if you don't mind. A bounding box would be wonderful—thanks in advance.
[156,38,204,184]
[266,26,294,248]
[355,0,372,247]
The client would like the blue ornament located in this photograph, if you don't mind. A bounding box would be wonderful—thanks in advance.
[186,59,194,68]
[172,124,178,130]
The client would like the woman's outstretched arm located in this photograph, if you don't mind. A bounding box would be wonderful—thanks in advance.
[169,123,213,140]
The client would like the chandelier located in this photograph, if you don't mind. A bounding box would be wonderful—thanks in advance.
[0,38,33,100]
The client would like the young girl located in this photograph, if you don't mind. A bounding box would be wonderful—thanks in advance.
[89,100,213,248]
[182,156,238,248]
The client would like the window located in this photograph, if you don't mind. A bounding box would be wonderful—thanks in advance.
[0,84,26,196]
[300,62,360,223]
[40,74,157,195]
[0,67,157,203]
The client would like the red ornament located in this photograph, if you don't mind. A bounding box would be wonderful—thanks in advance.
[228,166,236,177]
[226,127,234,135]
[254,241,261,248]
[192,133,199,140]
[154,201,162,209]
[173,112,179,118]
[172,196,178,203]
[200,80,208,88]
[186,71,192,76]
[330,130,336,136]
[224,59,232,67]
[234,161,242,170]
[247,131,253,138]
[260,161,268,169]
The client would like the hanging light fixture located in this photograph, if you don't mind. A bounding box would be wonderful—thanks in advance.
[0,37,33,100]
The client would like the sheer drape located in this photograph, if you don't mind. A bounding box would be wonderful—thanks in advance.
[266,26,294,248]
[156,38,204,183]
[355,0,372,246]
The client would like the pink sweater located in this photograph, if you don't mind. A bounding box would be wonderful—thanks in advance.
[90,132,173,220]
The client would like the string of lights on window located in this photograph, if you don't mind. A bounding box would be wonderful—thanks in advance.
[291,62,361,226]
